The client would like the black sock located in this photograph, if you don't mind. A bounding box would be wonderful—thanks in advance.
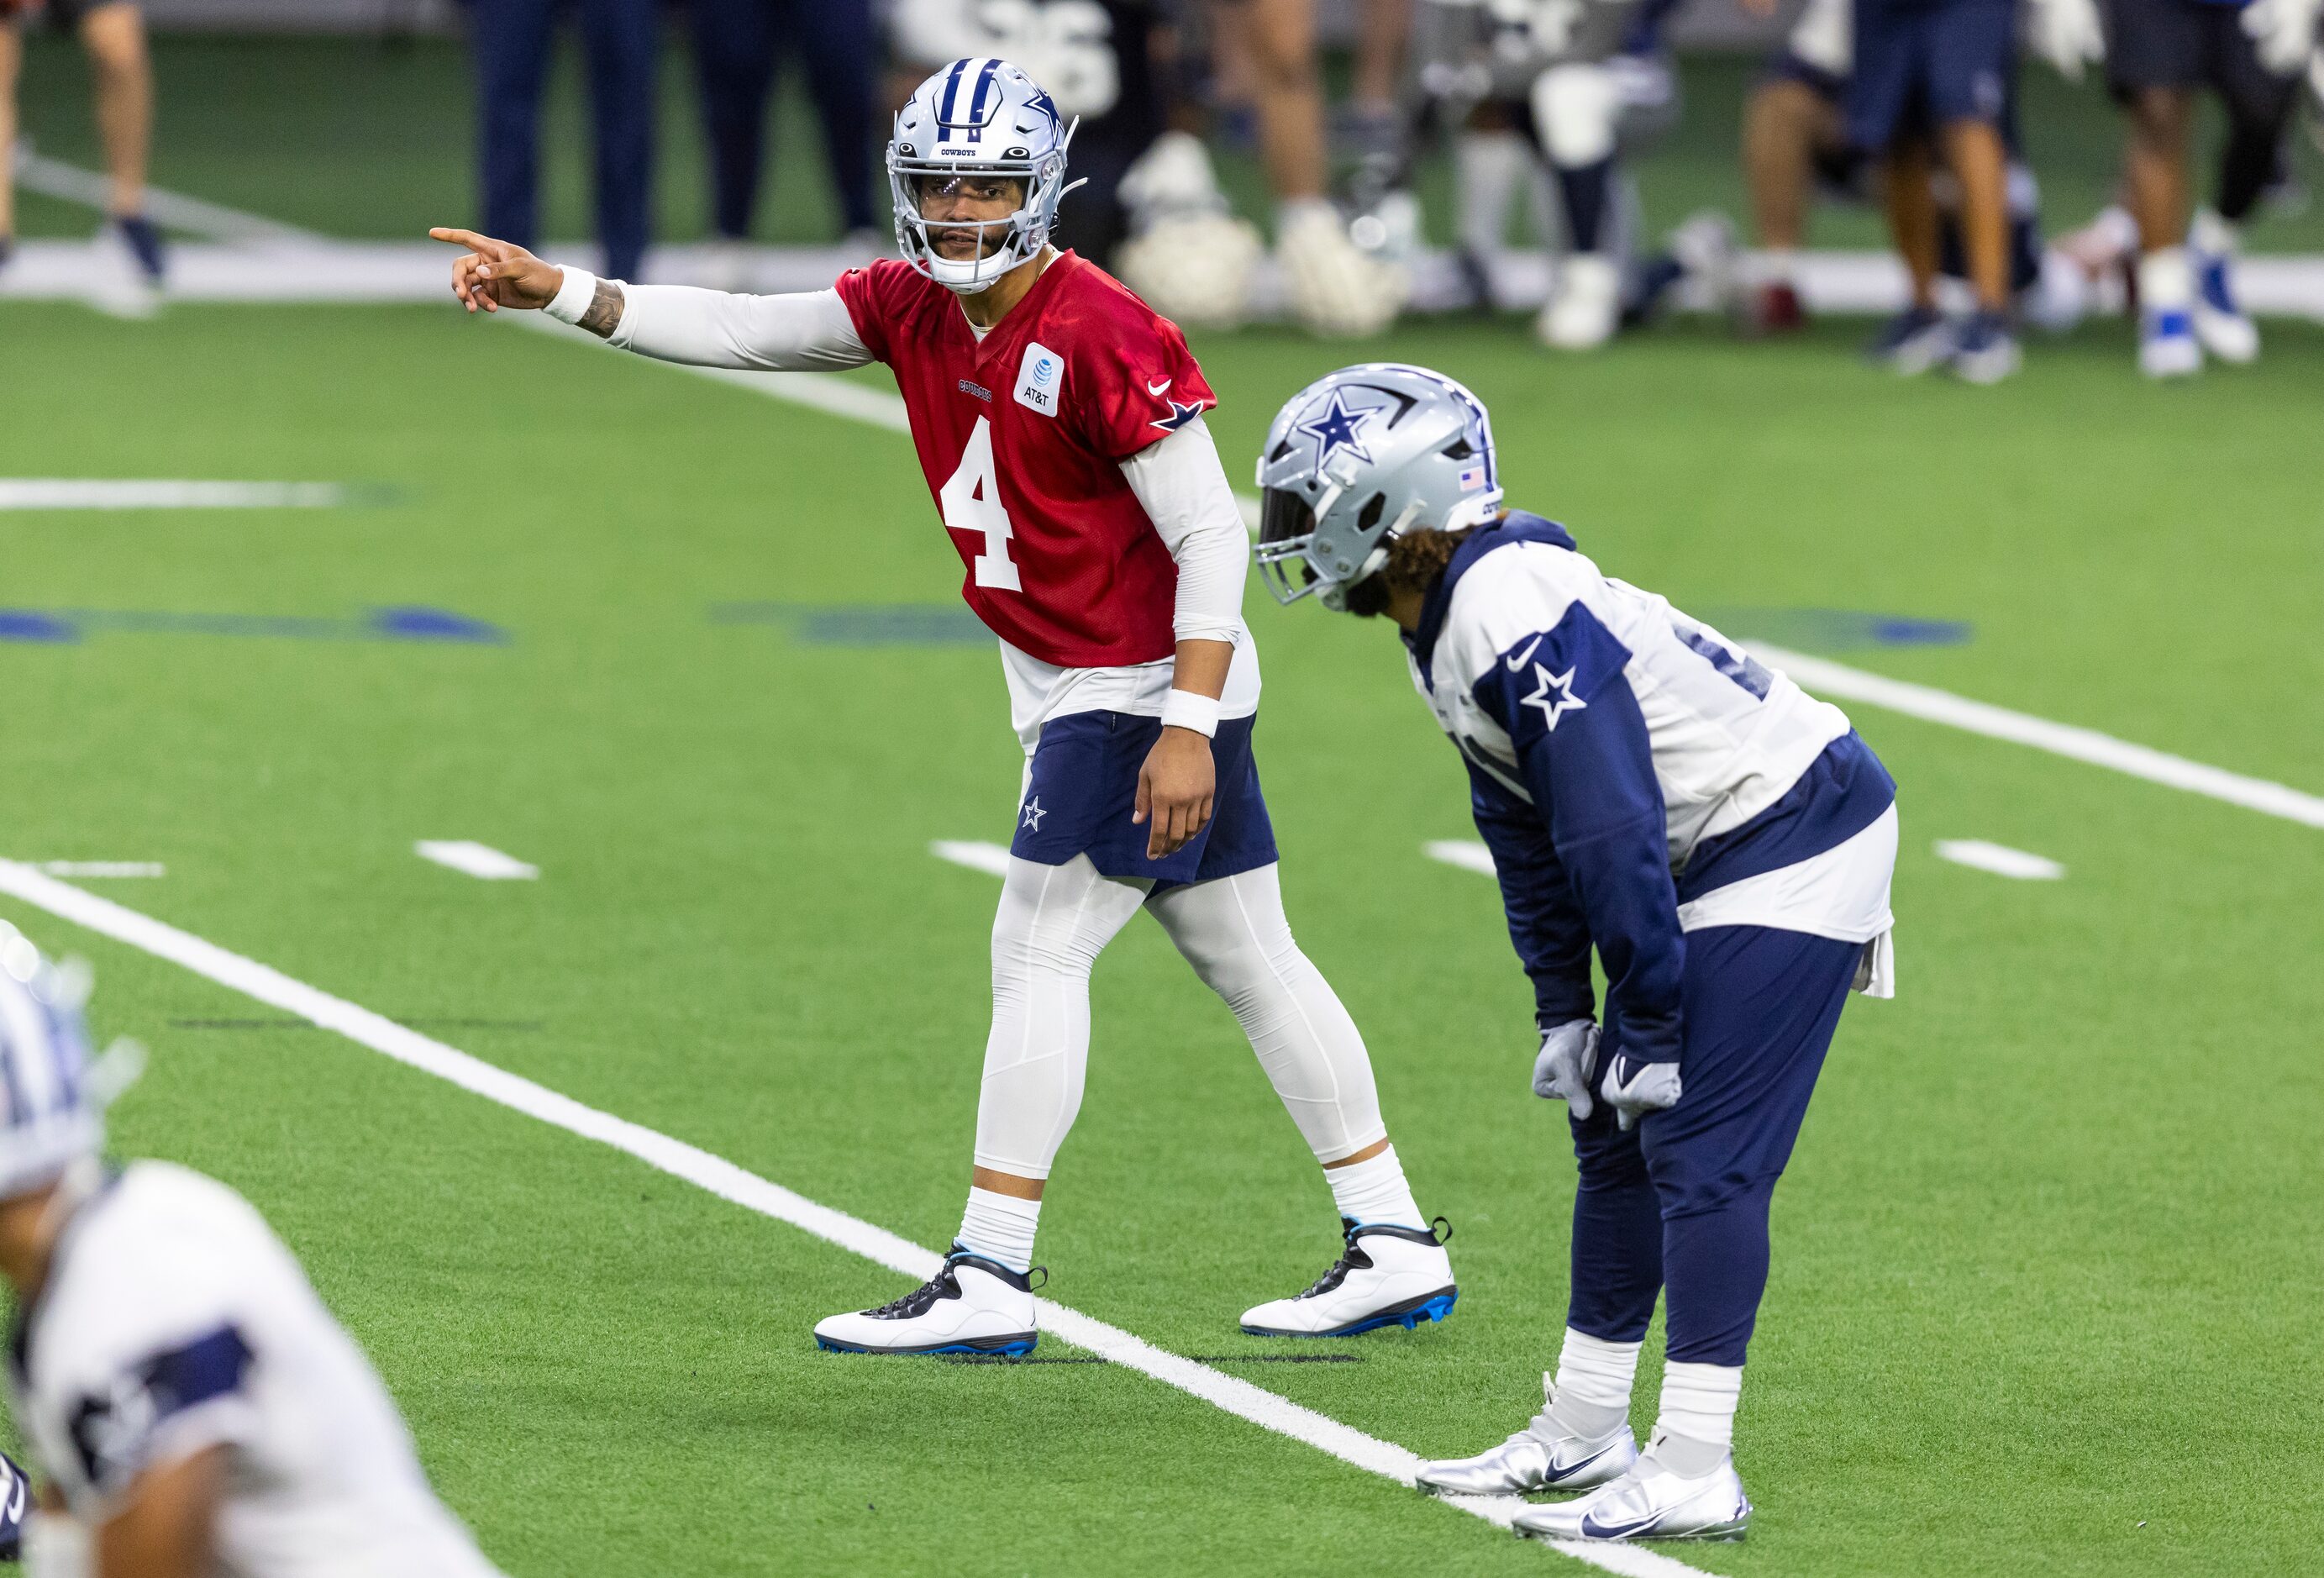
[1556,160,1613,255]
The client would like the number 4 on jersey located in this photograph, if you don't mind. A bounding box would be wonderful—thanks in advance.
[941,417,1023,592]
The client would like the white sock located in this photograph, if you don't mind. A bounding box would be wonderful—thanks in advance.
[1652,1360,1743,1477]
[2138,246,2195,314]
[1454,130,1530,258]
[1754,247,1800,289]
[1548,1327,1641,1442]
[957,1187,1041,1276]
[2190,207,2237,259]
[1324,1144,1422,1229]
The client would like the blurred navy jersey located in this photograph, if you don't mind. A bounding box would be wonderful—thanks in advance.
[1847,0,2016,149]
[889,0,1170,260]
[1401,513,1896,1057]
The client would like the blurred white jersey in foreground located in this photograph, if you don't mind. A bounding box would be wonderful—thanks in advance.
[6,1161,505,1578]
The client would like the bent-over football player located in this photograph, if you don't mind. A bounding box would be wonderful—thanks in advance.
[1254,364,1898,1541]
[429,58,1456,1354]
[0,932,507,1576]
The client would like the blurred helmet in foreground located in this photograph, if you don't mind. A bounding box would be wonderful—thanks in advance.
[1254,364,1503,608]
[0,928,106,1199]
[889,57,1079,294]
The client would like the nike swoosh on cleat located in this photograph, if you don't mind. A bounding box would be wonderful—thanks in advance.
[1543,1440,1622,1484]
[1579,1512,1664,1540]
[1147,377,1172,397]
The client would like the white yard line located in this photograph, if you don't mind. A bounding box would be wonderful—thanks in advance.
[1749,644,2324,831]
[1424,840,1499,876]
[929,839,1015,877]
[414,841,539,881]
[0,860,1710,1577]
[10,146,317,244]
[34,861,165,878]
[0,481,344,510]
[1933,840,2065,881]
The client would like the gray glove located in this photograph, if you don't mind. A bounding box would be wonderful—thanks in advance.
[1532,1020,1602,1121]
[1599,1050,1682,1132]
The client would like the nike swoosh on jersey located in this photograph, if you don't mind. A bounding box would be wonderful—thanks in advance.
[1147,377,1172,397]
[1506,635,1543,670]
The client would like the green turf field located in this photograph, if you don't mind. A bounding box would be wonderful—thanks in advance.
[4,275,2324,1574]
[8,32,2324,251]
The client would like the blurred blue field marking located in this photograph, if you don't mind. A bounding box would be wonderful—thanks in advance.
[711,602,992,645]
[1701,608,1971,650]
[0,606,507,644]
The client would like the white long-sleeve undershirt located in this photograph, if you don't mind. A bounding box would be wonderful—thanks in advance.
[549,266,1249,660]
[1118,416,1249,649]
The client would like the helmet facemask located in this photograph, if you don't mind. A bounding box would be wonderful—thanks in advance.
[888,60,1081,295]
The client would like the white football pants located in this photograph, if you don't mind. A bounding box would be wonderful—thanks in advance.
[971,855,1389,1179]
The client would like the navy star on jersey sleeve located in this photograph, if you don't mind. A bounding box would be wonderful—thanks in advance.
[1470,601,1686,1068]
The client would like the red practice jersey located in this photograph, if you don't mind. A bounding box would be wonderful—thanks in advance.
[834,252,1217,669]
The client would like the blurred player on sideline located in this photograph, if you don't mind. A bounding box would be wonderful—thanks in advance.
[1414,0,1686,348]
[0,932,507,1576]
[1855,0,2102,381]
[2100,0,2319,372]
[1217,0,1415,334]
[1256,365,1897,1542]
[430,57,1458,1353]
[1738,0,2080,334]
[0,0,163,287]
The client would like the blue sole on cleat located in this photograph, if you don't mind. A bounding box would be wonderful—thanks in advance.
[1241,1288,1458,1339]
[815,1334,1038,1356]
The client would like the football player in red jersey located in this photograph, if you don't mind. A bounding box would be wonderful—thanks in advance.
[431,57,1457,1354]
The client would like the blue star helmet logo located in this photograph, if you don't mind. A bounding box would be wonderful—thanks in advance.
[1295,389,1377,469]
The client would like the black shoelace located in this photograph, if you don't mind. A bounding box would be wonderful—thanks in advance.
[869,1264,958,1321]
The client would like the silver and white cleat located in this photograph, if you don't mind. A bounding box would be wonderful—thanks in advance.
[1240,1218,1456,1337]
[1414,1375,1638,1496]
[813,1247,1040,1356]
[1512,1439,1752,1543]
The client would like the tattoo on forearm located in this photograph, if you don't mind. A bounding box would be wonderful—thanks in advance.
[579,279,625,338]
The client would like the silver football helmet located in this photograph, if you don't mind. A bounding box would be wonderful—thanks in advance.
[1254,363,1504,608]
[0,927,107,1199]
[888,57,1080,294]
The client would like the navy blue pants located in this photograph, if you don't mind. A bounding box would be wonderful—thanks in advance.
[468,0,658,281]
[1567,924,1863,1366]
[688,0,876,239]
[1847,0,2016,150]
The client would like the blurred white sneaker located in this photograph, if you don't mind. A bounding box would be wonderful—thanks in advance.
[1415,1376,1638,1496]
[2190,212,2259,364]
[1538,254,1619,350]
[1512,1442,1752,1543]
[1241,1219,1455,1337]
[813,1248,1039,1355]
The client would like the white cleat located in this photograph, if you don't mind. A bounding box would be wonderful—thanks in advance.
[1512,1440,1752,1543]
[1537,255,1620,350]
[1240,1218,1457,1337]
[1414,1375,1638,1496]
[813,1248,1040,1356]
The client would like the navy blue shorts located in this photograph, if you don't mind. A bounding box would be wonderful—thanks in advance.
[1011,711,1280,890]
[1847,0,2016,149]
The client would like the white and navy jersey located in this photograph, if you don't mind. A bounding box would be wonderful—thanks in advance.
[1404,513,1897,1059]
[5,1162,504,1578]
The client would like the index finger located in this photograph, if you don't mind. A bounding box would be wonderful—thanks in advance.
[429,227,502,255]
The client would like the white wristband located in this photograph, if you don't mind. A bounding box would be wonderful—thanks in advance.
[1160,689,1222,738]
[544,266,602,326]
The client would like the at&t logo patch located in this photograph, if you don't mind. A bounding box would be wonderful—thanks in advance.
[1013,341,1062,418]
